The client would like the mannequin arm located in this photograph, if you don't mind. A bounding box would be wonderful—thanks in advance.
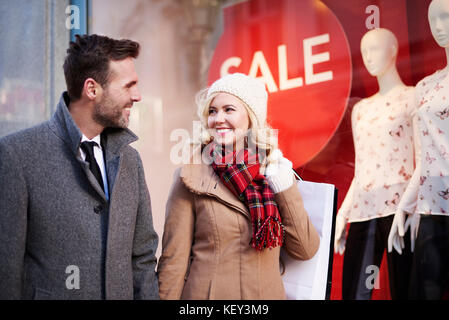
[404,213,421,252]
[388,107,422,254]
[388,210,406,254]
[334,102,362,255]
[334,179,354,255]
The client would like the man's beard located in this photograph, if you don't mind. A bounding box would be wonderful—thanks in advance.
[93,93,129,129]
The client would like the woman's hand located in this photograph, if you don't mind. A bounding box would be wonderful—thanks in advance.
[265,149,294,193]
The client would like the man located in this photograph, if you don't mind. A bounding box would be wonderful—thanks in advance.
[0,34,159,299]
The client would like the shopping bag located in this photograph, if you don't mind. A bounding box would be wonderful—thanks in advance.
[281,173,337,300]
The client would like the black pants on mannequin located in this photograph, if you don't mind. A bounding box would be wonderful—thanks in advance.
[409,215,449,300]
[342,215,412,300]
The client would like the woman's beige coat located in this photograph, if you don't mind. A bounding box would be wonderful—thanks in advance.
[157,159,320,300]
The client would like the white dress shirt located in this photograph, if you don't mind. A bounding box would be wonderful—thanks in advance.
[79,134,109,200]
[338,86,416,223]
[397,68,449,216]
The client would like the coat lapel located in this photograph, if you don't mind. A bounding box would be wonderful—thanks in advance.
[48,92,138,202]
[48,93,106,201]
[180,161,250,219]
[101,127,138,197]
[78,160,108,202]
[105,154,121,196]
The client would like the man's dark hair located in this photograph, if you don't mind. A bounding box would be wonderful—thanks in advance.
[63,34,140,101]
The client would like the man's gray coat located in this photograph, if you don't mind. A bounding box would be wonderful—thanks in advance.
[0,93,159,299]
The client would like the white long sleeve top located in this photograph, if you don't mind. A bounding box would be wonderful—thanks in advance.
[338,85,416,223]
[397,68,449,216]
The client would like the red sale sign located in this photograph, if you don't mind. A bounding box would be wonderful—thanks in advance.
[208,0,352,167]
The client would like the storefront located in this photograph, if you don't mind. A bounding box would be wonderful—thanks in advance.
[1,0,447,300]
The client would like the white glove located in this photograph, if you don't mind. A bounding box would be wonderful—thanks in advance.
[265,149,294,193]
[334,213,347,255]
[388,210,406,254]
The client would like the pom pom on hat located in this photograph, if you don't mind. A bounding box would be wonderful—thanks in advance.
[206,73,268,126]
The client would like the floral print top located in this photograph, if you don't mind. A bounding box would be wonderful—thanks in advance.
[398,68,449,216]
[339,86,416,223]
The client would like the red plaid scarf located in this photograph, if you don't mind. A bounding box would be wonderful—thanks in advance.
[210,144,284,251]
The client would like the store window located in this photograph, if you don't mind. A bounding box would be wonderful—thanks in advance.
[0,0,70,137]
[1,0,447,300]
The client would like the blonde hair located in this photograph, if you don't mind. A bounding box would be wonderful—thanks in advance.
[193,87,278,165]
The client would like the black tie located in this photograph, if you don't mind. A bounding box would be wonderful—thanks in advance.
[80,141,104,191]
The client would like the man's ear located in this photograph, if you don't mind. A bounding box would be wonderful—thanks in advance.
[83,78,101,100]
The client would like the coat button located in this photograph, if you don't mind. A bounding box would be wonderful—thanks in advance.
[94,204,103,214]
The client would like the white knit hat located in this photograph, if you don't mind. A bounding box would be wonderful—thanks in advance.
[206,73,268,126]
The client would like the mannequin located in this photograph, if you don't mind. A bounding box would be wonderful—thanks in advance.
[388,0,449,299]
[334,28,414,300]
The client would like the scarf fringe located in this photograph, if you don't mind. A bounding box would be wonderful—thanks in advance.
[251,216,285,251]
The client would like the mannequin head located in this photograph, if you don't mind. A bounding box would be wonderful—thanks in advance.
[360,28,398,77]
[429,0,449,48]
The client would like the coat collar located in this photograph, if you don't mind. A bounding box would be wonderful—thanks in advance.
[48,92,138,156]
[180,148,250,219]
[48,92,138,202]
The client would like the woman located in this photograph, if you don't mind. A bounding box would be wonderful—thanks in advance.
[157,73,319,299]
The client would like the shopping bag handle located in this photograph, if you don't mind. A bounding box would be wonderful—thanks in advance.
[292,169,303,181]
